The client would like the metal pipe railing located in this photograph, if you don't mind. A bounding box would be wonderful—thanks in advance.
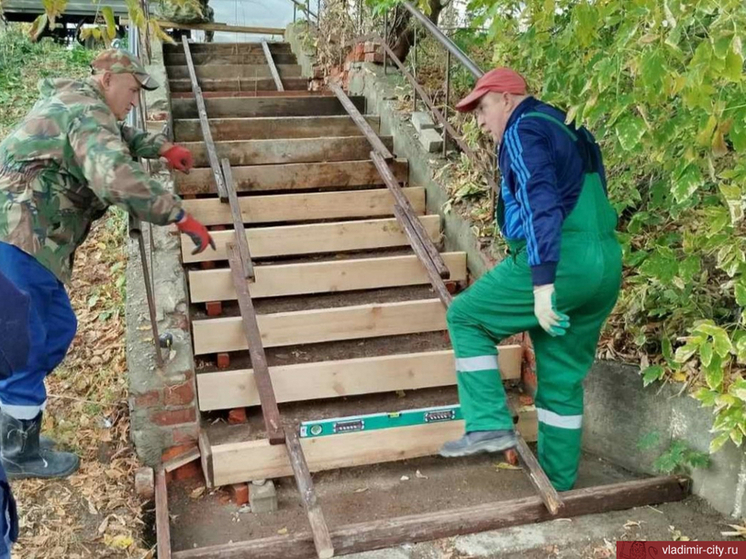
[401,1,483,78]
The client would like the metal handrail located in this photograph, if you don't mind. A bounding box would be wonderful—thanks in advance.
[401,1,482,78]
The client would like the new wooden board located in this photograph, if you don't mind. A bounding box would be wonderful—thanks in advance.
[206,410,537,486]
[172,116,381,142]
[181,215,440,263]
[185,136,395,167]
[188,251,462,303]
[164,53,297,66]
[176,159,408,195]
[171,96,363,119]
[196,346,523,411]
[166,64,303,80]
[168,77,309,93]
[182,186,422,226]
[192,298,447,355]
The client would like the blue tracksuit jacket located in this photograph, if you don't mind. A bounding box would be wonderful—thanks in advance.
[497,96,607,286]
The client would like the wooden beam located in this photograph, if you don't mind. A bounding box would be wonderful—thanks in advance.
[284,431,334,559]
[168,77,308,93]
[155,469,172,559]
[192,298,447,355]
[166,64,303,80]
[262,41,285,91]
[171,476,691,559]
[172,116,381,142]
[171,96,363,119]
[176,159,409,195]
[228,245,283,443]
[181,37,228,202]
[204,409,537,486]
[164,52,298,66]
[164,42,292,54]
[221,160,254,280]
[372,152,449,280]
[182,186,423,227]
[163,447,201,473]
[188,251,462,303]
[196,346,523,411]
[180,215,441,263]
[159,20,285,35]
[328,83,392,161]
[184,136,395,167]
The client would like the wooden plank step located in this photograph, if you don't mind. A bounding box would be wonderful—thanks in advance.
[189,250,463,302]
[171,476,691,559]
[165,52,297,66]
[181,215,440,263]
[172,116,381,142]
[166,64,303,80]
[186,136,394,167]
[164,42,292,54]
[182,186,423,226]
[168,77,309,93]
[202,409,538,486]
[171,96,363,119]
[188,251,464,303]
[196,346,523,411]
[192,298,447,355]
[177,159,408,196]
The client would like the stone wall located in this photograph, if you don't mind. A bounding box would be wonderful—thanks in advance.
[125,37,199,467]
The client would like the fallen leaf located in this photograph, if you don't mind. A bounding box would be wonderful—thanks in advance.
[277,527,288,535]
[415,470,428,479]
[400,475,410,481]
[98,516,110,535]
[190,486,206,499]
[493,461,521,471]
[624,520,643,529]
[354,487,368,493]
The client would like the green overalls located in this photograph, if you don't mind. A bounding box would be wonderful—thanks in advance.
[445,112,623,491]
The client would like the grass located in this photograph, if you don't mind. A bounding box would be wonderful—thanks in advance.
[0,25,150,558]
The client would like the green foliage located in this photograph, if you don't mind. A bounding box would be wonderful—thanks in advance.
[653,439,711,475]
[0,25,98,137]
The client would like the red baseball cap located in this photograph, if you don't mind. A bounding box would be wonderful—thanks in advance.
[455,67,527,113]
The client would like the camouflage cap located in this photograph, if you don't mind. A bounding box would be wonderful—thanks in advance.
[91,49,159,91]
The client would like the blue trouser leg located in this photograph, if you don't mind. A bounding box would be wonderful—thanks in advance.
[0,242,77,420]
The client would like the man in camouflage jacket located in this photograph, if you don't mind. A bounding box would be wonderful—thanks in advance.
[0,49,214,479]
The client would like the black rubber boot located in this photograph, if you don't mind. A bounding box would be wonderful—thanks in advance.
[0,410,79,479]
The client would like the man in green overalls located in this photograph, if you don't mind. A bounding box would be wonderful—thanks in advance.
[439,68,622,492]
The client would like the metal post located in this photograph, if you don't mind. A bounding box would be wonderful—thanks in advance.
[357,0,362,33]
[443,49,450,157]
[294,3,297,22]
[412,27,417,111]
[306,0,310,20]
[317,0,320,24]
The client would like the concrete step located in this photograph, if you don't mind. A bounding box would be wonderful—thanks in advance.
[168,77,309,92]
[165,52,297,66]
[172,115,381,142]
[186,136,395,166]
[166,64,303,80]
[171,95,365,119]
[163,42,293,54]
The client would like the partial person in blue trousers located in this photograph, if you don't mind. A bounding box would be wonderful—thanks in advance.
[0,271,28,558]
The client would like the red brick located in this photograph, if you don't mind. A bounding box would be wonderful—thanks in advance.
[173,460,202,482]
[164,381,195,406]
[201,261,216,270]
[206,301,222,316]
[444,281,457,295]
[213,225,226,231]
[162,443,197,463]
[504,449,518,466]
[152,407,196,427]
[228,408,247,424]
[217,353,230,369]
[171,424,200,445]
[229,483,249,506]
[354,43,365,56]
[364,41,377,53]
[134,390,161,408]
[365,52,384,64]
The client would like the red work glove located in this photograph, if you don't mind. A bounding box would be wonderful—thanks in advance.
[162,145,194,173]
[176,211,216,255]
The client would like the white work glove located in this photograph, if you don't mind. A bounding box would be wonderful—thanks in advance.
[533,284,570,337]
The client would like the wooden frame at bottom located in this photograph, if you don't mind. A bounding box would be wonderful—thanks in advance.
[169,475,691,559]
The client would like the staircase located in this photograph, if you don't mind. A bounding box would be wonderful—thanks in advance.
[163,40,533,488]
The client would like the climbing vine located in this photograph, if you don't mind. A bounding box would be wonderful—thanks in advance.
[362,0,746,454]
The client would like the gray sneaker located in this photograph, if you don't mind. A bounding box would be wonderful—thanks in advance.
[439,430,517,458]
